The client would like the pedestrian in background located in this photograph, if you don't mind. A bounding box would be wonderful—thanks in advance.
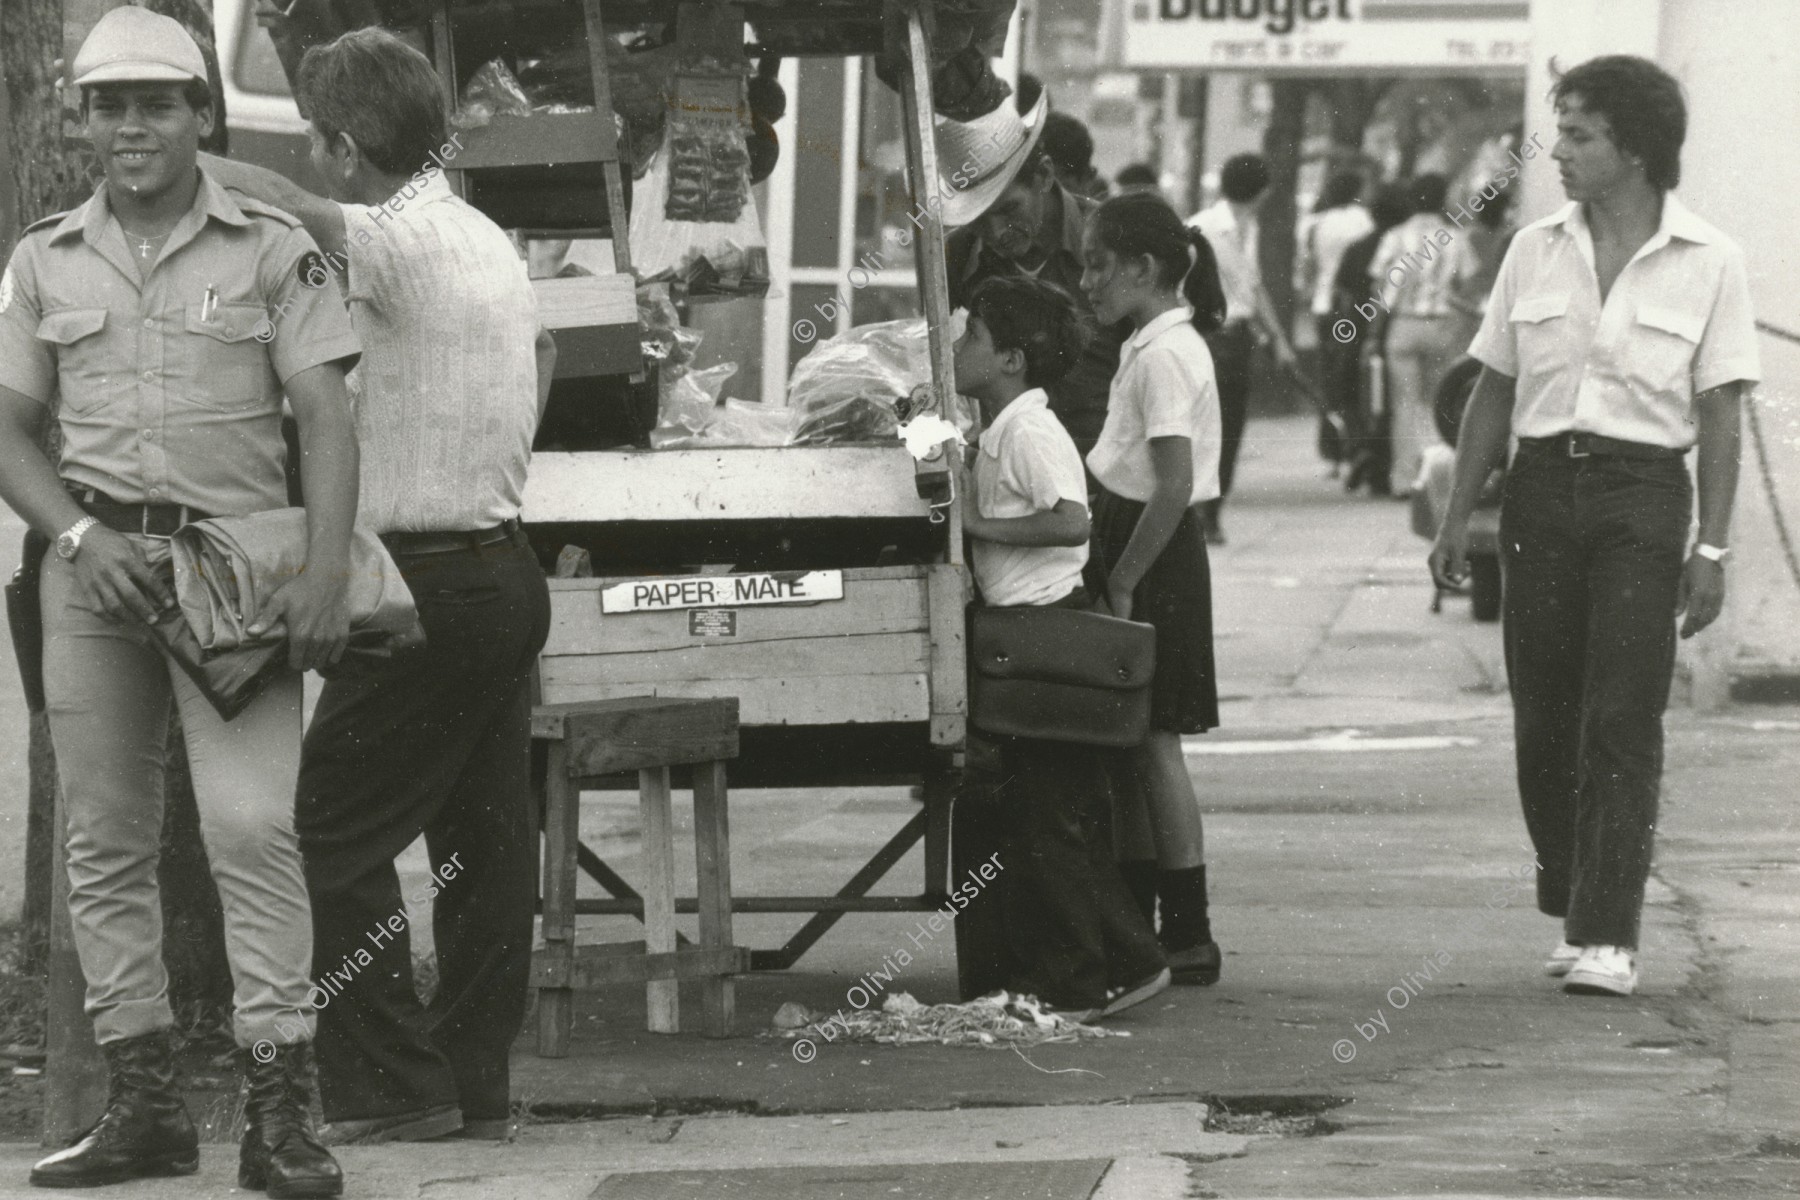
[1187,154,1300,545]
[0,9,358,1192]
[1335,183,1415,495]
[1295,171,1374,468]
[1080,192,1227,985]
[1371,174,1482,497]
[204,28,555,1144]
[956,275,1169,1021]
[1430,55,1759,997]
[1114,163,1162,197]
[1041,111,1110,201]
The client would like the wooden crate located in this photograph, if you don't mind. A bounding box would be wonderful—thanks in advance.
[540,564,966,745]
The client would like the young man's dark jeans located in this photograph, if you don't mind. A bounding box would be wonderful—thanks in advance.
[1499,443,1691,950]
[295,530,550,1123]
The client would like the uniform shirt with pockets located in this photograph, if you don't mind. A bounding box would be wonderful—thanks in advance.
[0,171,358,516]
[338,170,540,533]
[970,388,1088,608]
[1468,196,1760,449]
[1086,306,1222,505]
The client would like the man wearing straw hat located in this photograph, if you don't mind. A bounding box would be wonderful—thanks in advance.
[942,92,1128,463]
[0,6,357,1193]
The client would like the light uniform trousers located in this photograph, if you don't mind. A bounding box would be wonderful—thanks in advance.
[1384,314,1463,495]
[40,534,315,1048]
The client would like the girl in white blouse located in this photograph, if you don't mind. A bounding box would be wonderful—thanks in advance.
[1079,192,1227,984]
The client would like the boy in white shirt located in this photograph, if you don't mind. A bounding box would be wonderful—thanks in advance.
[957,276,1170,1021]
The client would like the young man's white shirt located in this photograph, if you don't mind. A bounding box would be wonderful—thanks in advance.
[1468,195,1760,448]
[971,388,1089,607]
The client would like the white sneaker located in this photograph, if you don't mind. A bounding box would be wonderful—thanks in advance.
[1543,940,1582,977]
[1563,944,1638,996]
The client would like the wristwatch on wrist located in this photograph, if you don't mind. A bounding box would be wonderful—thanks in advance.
[55,516,99,561]
[1694,543,1731,564]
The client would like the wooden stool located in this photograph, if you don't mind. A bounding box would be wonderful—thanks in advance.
[532,696,746,1054]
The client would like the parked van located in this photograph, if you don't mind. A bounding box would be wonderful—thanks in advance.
[214,0,314,185]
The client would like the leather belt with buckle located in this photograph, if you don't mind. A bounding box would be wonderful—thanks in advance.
[1521,432,1689,461]
[381,519,521,557]
[69,487,210,538]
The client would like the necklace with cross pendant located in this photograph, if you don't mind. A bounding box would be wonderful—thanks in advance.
[119,226,169,260]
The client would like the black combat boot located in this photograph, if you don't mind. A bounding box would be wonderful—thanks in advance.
[29,1029,199,1188]
[239,1042,343,1198]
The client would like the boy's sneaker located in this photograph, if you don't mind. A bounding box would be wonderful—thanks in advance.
[1562,945,1638,996]
[1543,940,1583,977]
[1102,968,1172,1017]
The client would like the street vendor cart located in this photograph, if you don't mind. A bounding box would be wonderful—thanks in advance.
[429,0,974,977]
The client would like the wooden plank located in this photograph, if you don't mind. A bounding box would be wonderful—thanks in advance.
[925,562,968,744]
[545,571,927,657]
[543,632,927,686]
[538,673,932,727]
[692,760,735,1036]
[548,945,748,988]
[534,696,740,775]
[639,766,679,1033]
[452,111,620,169]
[897,0,966,565]
[535,743,580,1057]
[581,0,633,273]
[521,447,935,523]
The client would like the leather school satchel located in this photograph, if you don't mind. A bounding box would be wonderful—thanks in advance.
[969,605,1156,747]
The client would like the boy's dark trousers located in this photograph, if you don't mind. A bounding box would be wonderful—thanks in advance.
[295,531,550,1123]
[1499,443,1691,950]
[992,738,1166,1009]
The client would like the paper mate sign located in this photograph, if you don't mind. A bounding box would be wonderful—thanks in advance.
[602,571,844,615]
[1124,0,1530,71]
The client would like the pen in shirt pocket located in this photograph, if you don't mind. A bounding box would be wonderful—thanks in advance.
[201,286,218,323]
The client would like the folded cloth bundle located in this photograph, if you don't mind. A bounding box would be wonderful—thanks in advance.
[151,508,426,720]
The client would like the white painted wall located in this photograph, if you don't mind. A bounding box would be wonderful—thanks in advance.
[1524,0,1800,681]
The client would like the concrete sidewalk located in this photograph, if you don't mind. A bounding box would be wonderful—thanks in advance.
[3,418,1796,1197]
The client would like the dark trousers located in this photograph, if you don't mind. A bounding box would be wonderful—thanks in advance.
[295,530,550,1122]
[996,738,1167,1009]
[1499,445,1691,950]
[1202,322,1255,523]
[1315,314,1358,464]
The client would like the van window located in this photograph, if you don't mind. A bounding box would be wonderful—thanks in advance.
[234,8,294,98]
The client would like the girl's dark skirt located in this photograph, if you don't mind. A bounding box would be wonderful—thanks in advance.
[1086,486,1220,734]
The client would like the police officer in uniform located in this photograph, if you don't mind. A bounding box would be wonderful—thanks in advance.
[0,9,360,1193]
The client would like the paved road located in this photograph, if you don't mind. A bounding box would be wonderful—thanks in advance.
[1,418,1795,1197]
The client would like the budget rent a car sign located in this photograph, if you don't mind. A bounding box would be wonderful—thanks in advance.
[1125,0,1530,71]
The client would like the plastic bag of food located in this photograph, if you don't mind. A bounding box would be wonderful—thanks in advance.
[649,361,738,447]
[451,58,532,130]
[785,317,974,444]
[629,136,770,300]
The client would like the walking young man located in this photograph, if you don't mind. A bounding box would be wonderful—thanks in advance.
[203,27,552,1141]
[1430,55,1759,996]
[1187,154,1299,545]
[0,8,358,1192]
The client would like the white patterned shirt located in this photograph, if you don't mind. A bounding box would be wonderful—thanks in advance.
[338,171,539,532]
[1468,196,1760,449]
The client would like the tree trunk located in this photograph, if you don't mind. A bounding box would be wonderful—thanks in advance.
[1259,78,1309,337]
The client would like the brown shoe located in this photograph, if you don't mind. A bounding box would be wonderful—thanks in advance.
[1165,940,1221,986]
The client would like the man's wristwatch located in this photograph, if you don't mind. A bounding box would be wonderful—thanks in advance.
[55,516,99,561]
[1694,543,1731,564]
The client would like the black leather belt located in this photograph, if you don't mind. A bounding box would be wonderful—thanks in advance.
[1520,432,1688,461]
[381,519,520,557]
[69,487,210,537]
